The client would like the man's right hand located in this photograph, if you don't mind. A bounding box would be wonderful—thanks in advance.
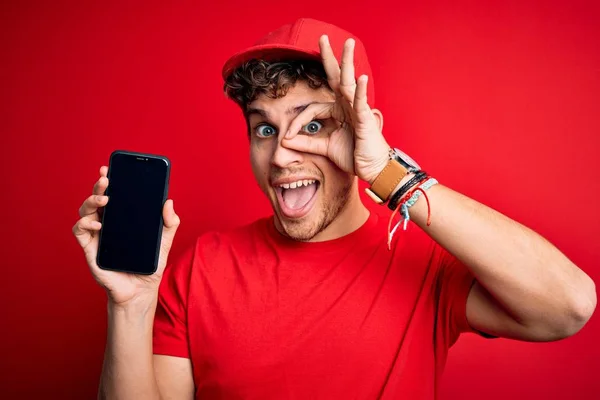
[72,165,181,306]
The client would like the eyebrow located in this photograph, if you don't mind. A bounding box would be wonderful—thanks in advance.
[245,102,319,120]
[245,107,269,119]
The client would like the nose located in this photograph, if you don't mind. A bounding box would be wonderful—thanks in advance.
[271,134,304,168]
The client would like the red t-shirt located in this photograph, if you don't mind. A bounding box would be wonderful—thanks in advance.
[153,211,480,399]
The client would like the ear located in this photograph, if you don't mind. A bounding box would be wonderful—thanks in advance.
[371,108,384,133]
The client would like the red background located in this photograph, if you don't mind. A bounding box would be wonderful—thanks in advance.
[2,1,599,399]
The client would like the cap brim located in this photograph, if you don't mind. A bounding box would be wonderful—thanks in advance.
[222,44,321,80]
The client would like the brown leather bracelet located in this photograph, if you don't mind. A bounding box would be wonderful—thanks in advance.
[365,151,410,204]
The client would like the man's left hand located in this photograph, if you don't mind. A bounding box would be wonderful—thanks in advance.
[282,35,390,184]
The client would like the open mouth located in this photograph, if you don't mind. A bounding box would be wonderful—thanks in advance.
[274,179,320,219]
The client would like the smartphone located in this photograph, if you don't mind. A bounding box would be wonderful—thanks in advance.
[97,150,171,275]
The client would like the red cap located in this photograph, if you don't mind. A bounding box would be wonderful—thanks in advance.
[221,18,375,107]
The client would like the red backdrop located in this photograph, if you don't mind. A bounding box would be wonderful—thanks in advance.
[2,1,599,399]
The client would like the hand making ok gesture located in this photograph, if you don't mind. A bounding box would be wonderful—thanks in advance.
[282,35,391,184]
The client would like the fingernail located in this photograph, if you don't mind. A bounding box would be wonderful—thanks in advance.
[285,130,291,139]
[96,195,103,202]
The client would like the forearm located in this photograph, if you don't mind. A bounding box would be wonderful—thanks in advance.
[99,295,161,400]
[408,182,596,333]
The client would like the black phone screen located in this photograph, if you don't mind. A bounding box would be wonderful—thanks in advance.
[97,152,170,275]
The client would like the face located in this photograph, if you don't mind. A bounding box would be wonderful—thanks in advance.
[246,81,355,241]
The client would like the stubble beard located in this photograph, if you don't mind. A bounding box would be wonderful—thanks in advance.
[276,179,353,242]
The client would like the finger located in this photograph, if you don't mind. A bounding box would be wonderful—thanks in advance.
[99,165,108,177]
[162,199,180,231]
[282,134,329,157]
[93,176,109,196]
[319,35,341,92]
[79,194,108,218]
[340,38,356,101]
[353,75,372,119]
[158,199,181,274]
[79,194,109,217]
[284,102,333,140]
[72,217,102,239]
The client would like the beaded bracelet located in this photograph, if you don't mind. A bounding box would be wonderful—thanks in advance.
[404,178,438,208]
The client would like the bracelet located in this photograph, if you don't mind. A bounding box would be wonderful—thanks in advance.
[404,178,438,208]
[387,171,428,211]
[386,176,438,250]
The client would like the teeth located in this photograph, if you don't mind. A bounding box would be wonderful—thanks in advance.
[279,179,317,189]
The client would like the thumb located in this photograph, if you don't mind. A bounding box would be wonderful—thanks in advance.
[163,199,180,232]
[158,199,180,271]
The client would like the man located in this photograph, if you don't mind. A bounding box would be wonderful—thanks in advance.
[73,18,596,399]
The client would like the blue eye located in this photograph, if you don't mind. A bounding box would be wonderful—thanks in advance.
[256,124,277,138]
[302,120,323,135]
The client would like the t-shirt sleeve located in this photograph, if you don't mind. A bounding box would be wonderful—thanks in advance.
[152,239,197,359]
[432,242,480,347]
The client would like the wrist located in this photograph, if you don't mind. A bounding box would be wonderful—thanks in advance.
[364,146,422,205]
[107,292,158,319]
[365,147,393,185]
